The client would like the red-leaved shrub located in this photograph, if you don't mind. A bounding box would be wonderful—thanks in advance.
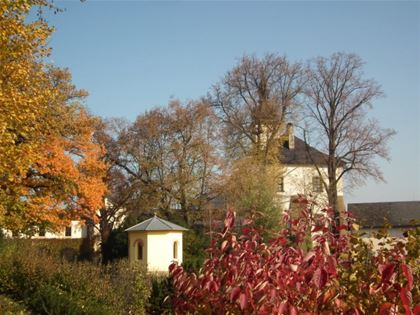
[169,197,419,315]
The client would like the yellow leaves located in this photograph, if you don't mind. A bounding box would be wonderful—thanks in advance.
[0,1,107,232]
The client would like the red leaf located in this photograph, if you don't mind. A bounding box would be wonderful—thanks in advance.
[224,210,235,229]
[278,301,287,314]
[239,293,247,311]
[290,305,298,315]
[303,251,315,263]
[313,268,328,289]
[230,287,241,303]
[403,304,414,315]
[326,256,337,275]
[257,305,271,315]
[379,303,394,315]
[402,264,414,291]
[169,262,177,273]
[400,287,412,307]
[380,264,395,284]
[221,240,229,252]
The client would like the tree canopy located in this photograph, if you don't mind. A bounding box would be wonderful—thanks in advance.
[0,0,107,233]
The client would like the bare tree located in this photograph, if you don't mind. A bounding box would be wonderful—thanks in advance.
[112,100,221,225]
[209,54,305,163]
[303,52,396,218]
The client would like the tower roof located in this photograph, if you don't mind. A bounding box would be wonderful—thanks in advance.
[125,215,188,232]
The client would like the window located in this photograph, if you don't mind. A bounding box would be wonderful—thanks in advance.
[39,226,46,237]
[278,177,285,192]
[137,241,143,260]
[171,202,182,210]
[312,176,323,192]
[65,226,72,237]
[173,241,178,260]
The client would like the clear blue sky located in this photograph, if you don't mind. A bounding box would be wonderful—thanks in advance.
[40,0,420,204]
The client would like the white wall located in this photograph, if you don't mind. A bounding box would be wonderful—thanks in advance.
[360,228,409,252]
[128,231,184,273]
[2,220,87,239]
[277,165,344,212]
[128,231,148,266]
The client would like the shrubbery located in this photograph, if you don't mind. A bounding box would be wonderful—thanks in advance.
[0,240,150,315]
[169,198,420,314]
[0,295,30,315]
[147,275,174,315]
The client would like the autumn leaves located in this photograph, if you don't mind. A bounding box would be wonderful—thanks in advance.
[0,1,107,232]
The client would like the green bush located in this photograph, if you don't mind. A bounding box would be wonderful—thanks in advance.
[0,240,150,315]
[101,227,128,263]
[147,275,174,315]
[182,229,209,273]
[0,295,30,315]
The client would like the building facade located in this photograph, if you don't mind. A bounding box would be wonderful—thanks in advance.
[277,124,345,212]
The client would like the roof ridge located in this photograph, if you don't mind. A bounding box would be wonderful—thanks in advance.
[144,217,155,230]
[156,216,175,229]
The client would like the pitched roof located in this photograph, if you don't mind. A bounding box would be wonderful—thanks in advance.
[280,136,329,165]
[348,201,420,228]
[125,215,188,232]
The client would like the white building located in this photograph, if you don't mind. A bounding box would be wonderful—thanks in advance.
[125,215,188,273]
[1,220,87,239]
[277,124,345,212]
[1,199,125,240]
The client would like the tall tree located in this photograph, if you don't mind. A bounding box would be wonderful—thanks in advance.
[112,100,220,225]
[93,118,135,262]
[210,54,305,163]
[0,1,107,233]
[222,155,282,235]
[303,52,396,217]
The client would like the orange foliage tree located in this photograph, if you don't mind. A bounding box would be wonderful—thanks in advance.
[0,1,107,233]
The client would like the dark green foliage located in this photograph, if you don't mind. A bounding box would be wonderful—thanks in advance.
[0,240,150,315]
[101,227,128,263]
[182,228,209,273]
[147,275,174,315]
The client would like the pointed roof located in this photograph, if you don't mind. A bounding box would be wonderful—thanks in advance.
[125,215,188,232]
[281,136,329,165]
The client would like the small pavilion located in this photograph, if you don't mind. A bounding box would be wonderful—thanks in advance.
[125,215,188,272]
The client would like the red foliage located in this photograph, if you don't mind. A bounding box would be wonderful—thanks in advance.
[169,198,419,314]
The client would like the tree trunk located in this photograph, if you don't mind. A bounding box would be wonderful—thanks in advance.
[80,218,96,261]
[328,134,340,232]
[100,218,112,264]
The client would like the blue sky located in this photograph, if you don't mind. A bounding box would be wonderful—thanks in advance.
[40,0,419,204]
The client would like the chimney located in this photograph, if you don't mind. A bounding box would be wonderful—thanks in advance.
[287,123,294,149]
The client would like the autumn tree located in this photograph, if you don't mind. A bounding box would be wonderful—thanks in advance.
[111,100,220,225]
[222,156,282,234]
[209,54,305,163]
[93,118,135,262]
[0,0,107,233]
[302,52,396,216]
